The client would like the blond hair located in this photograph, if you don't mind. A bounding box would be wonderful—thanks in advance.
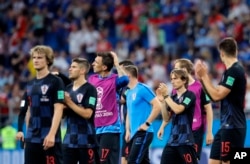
[30,45,54,67]
[174,58,194,74]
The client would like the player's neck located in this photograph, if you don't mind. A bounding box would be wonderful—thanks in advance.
[188,75,195,85]
[99,71,110,78]
[128,78,138,89]
[73,78,87,90]
[224,58,238,69]
[36,68,50,79]
[176,86,186,97]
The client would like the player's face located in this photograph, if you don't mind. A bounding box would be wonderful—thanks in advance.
[170,74,185,90]
[92,56,104,73]
[68,62,81,80]
[32,52,48,71]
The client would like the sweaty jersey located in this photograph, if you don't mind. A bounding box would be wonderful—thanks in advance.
[25,74,65,143]
[167,90,196,146]
[219,62,246,129]
[126,83,155,138]
[63,82,98,148]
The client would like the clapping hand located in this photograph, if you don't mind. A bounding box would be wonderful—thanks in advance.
[194,59,208,80]
[158,83,168,96]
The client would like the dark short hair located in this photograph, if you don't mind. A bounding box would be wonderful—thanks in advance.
[96,52,114,71]
[119,60,134,66]
[218,37,238,57]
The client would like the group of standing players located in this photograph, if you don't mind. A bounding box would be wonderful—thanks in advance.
[16,37,247,164]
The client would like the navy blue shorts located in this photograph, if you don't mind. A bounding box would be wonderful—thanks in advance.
[161,145,198,164]
[192,127,204,160]
[210,128,246,162]
[25,142,62,164]
[127,130,153,164]
[96,133,120,164]
[63,146,99,164]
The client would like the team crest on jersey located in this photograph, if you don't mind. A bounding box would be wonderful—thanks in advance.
[132,93,136,100]
[77,93,83,103]
[41,85,49,95]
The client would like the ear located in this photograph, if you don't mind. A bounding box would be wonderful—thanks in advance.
[219,50,224,58]
[102,65,107,71]
[80,67,85,74]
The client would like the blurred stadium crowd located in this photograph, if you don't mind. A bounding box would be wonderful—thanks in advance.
[1,0,250,149]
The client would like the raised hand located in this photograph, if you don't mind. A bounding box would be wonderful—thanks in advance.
[158,83,168,96]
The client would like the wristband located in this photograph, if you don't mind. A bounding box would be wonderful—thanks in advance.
[163,94,169,99]
[145,122,151,127]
